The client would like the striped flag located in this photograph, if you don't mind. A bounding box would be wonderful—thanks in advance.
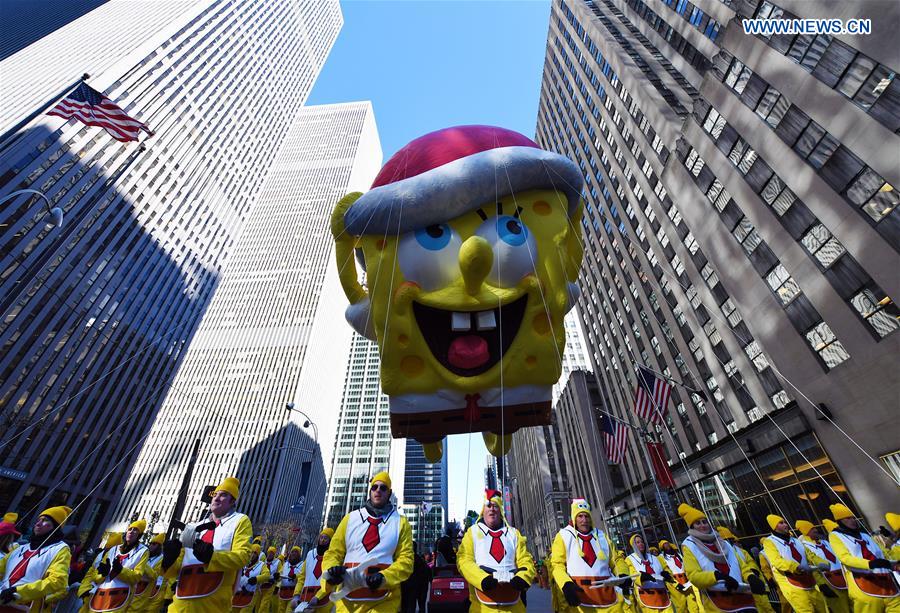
[633,365,671,424]
[599,413,628,464]
[48,82,152,142]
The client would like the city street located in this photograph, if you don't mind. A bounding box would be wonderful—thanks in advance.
[526,586,553,612]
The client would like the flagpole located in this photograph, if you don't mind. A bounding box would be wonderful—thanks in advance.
[0,73,89,155]
[636,361,706,400]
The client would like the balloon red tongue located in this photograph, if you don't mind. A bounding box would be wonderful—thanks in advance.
[448,335,490,369]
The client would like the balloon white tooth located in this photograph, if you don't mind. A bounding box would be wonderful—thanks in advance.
[452,311,472,331]
[476,310,497,330]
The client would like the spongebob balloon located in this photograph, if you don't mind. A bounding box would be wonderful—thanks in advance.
[330,125,584,462]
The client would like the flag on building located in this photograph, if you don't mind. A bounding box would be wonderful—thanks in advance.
[48,82,153,142]
[647,441,675,488]
[599,413,628,464]
[633,365,672,424]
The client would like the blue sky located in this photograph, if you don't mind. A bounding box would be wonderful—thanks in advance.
[308,0,552,521]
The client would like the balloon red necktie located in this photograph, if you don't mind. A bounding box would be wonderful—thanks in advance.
[673,555,683,570]
[313,555,323,579]
[578,534,596,567]
[488,530,505,563]
[200,519,220,544]
[787,541,803,563]
[855,539,876,561]
[8,549,38,585]
[362,517,381,552]
[706,542,730,575]
[818,543,836,564]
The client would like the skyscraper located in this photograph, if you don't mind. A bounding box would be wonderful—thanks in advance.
[114,101,382,536]
[535,0,898,540]
[401,440,448,551]
[0,0,342,538]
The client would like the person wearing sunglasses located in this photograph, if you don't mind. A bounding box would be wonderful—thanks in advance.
[319,471,414,611]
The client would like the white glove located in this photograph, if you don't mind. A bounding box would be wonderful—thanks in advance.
[329,562,374,603]
[68,583,79,591]
[180,522,201,548]
[817,563,831,572]
[797,564,812,573]
[494,569,515,584]
[294,602,310,612]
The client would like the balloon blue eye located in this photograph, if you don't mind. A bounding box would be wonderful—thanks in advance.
[414,224,453,251]
[496,216,527,246]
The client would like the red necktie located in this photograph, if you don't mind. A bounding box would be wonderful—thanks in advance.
[243,566,251,577]
[488,529,505,563]
[643,558,654,574]
[705,542,730,575]
[200,519,220,544]
[787,540,803,563]
[313,555,323,579]
[856,539,875,561]
[578,534,596,567]
[362,517,381,552]
[8,549,38,585]
[818,543,837,564]
[673,555,683,569]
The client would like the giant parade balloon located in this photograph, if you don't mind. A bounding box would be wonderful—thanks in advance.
[330,125,585,462]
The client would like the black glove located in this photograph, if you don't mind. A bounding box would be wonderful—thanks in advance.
[878,526,892,538]
[562,581,583,605]
[325,566,345,585]
[97,560,111,577]
[110,558,123,579]
[273,572,281,582]
[715,570,739,592]
[241,587,251,595]
[819,584,837,598]
[748,574,767,595]
[192,540,213,564]
[510,576,530,592]
[618,574,633,595]
[675,583,688,593]
[661,570,674,583]
[0,587,16,604]
[869,559,892,570]
[481,575,499,592]
[640,571,655,583]
[248,577,257,586]
[162,539,182,570]
[767,578,777,591]
[365,572,384,590]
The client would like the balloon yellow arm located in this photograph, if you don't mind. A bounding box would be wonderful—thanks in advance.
[330,192,367,305]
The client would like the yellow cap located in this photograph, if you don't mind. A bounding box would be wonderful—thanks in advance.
[678,503,705,527]
[649,547,659,555]
[267,546,277,555]
[278,553,285,561]
[105,532,123,548]
[212,476,240,500]
[290,545,301,553]
[128,519,147,534]
[629,533,644,551]
[39,506,72,526]
[251,544,261,554]
[830,504,853,521]
[571,499,592,525]
[2,513,17,524]
[481,489,505,521]
[717,526,736,540]
[795,520,815,536]
[821,519,838,533]
[369,471,391,489]
[885,513,900,533]
[321,527,335,538]
[253,535,262,544]
[150,533,165,545]
[658,540,671,550]
[767,515,785,531]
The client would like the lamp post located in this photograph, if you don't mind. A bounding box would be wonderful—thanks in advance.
[0,189,63,229]
[270,403,320,537]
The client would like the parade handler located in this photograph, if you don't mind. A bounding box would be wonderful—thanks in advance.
[89,518,151,612]
[623,534,674,613]
[550,498,627,613]
[795,520,849,613]
[232,543,269,612]
[319,471,413,612]
[0,506,72,612]
[715,527,775,613]
[290,528,334,611]
[162,476,253,612]
[458,489,535,613]
[657,540,699,613]
[762,514,828,613]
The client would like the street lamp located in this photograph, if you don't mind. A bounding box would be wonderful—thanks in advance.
[285,402,318,445]
[0,189,63,230]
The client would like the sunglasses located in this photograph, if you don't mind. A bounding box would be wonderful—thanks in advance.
[370,484,389,492]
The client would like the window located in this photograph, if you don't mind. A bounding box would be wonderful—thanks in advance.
[744,340,770,372]
[721,299,743,328]
[766,264,801,304]
[804,321,850,369]
[850,290,899,338]
[800,224,845,267]
[732,216,762,254]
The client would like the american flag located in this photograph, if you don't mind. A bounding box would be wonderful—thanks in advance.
[633,365,671,424]
[48,82,152,142]
[599,413,629,464]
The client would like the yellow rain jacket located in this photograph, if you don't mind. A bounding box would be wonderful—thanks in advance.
[829,529,900,613]
[0,539,71,612]
[762,535,827,613]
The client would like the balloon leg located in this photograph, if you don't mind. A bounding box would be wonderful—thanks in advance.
[483,432,512,457]
[422,440,443,463]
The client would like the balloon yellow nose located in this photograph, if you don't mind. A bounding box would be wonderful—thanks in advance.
[459,236,493,295]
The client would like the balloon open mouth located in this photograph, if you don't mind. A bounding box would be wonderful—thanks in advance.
[412,296,528,377]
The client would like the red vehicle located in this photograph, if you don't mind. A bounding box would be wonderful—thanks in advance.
[428,565,470,612]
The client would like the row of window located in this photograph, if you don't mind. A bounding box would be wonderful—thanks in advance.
[659,0,722,42]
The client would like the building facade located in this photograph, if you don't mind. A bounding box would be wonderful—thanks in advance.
[401,439,449,552]
[114,101,381,536]
[535,0,898,545]
[0,0,342,540]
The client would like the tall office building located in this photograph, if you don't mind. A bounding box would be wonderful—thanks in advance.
[401,440,448,551]
[114,101,382,536]
[535,0,898,542]
[0,0,342,539]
